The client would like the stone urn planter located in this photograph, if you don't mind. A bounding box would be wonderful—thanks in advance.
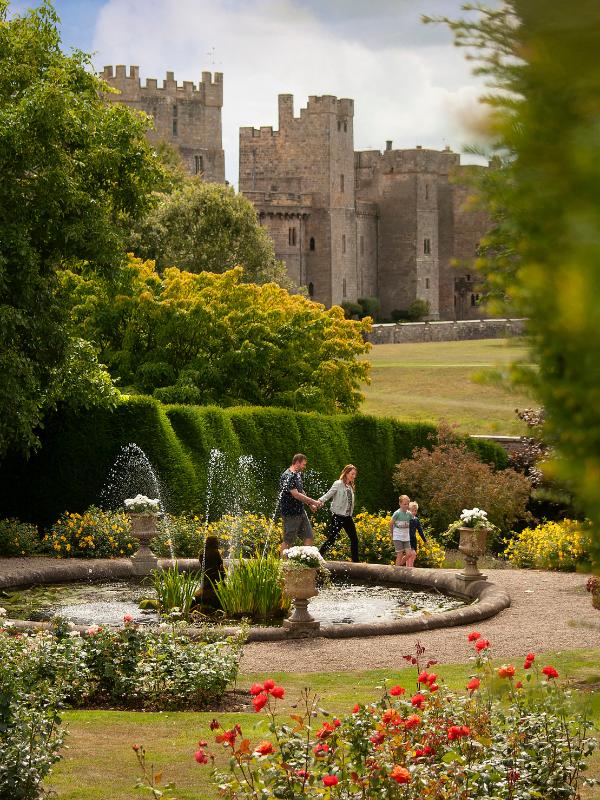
[586,576,600,610]
[129,513,159,576]
[282,567,320,636]
[456,526,489,585]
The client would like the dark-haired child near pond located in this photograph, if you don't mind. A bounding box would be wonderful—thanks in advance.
[406,500,427,568]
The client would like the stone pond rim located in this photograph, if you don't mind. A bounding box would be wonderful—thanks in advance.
[0,558,510,641]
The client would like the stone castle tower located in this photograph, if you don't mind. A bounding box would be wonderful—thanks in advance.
[100,65,225,183]
[241,93,489,320]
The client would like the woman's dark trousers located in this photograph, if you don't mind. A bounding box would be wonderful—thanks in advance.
[319,514,359,562]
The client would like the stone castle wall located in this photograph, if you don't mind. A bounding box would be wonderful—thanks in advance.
[367,318,526,344]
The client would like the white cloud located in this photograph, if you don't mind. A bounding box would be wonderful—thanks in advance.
[91,0,489,186]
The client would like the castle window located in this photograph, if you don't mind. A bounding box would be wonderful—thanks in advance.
[172,119,178,136]
[340,174,344,193]
[471,294,476,306]
[172,104,178,117]
[309,237,315,251]
[424,238,431,255]
[466,274,471,281]
[425,278,430,289]
[194,155,203,175]
[360,235,364,256]
[343,121,347,132]
[337,121,341,131]
[343,278,347,298]
[425,184,429,200]
[288,227,297,246]
[308,282,314,297]
[342,234,346,254]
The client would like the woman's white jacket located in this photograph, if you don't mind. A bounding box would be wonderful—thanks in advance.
[318,479,355,517]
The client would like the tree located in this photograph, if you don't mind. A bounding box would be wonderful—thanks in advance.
[129,180,291,287]
[65,258,372,414]
[0,0,163,458]
[427,1,600,563]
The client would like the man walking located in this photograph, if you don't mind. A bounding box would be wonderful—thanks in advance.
[279,453,322,553]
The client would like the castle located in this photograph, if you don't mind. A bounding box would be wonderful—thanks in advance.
[101,66,487,320]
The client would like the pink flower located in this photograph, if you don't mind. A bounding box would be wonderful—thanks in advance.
[194,749,209,764]
[123,614,133,623]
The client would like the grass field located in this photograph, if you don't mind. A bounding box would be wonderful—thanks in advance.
[361,339,534,435]
[47,649,600,800]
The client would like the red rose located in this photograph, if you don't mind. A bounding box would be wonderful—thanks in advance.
[403,714,421,729]
[466,677,481,691]
[427,673,437,684]
[332,718,341,727]
[429,683,439,692]
[317,722,335,739]
[270,686,285,699]
[411,693,426,708]
[447,725,470,740]
[263,679,276,691]
[417,671,429,683]
[515,680,523,689]
[370,731,385,746]
[252,693,268,712]
[254,740,274,756]
[498,664,515,679]
[468,631,481,642]
[123,614,133,623]
[526,653,535,662]
[352,703,360,713]
[249,683,264,696]
[295,769,309,778]
[313,743,330,756]
[542,665,559,679]
[389,685,405,696]
[194,749,209,764]
[475,638,490,652]
[197,739,208,747]
[209,719,220,731]
[390,765,411,784]
[323,775,339,787]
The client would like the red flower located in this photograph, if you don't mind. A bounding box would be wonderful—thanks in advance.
[429,683,439,692]
[411,693,426,708]
[332,718,341,727]
[194,749,209,764]
[417,671,430,683]
[403,714,421,729]
[370,731,385,746]
[525,652,535,662]
[313,743,330,756]
[215,727,239,747]
[524,653,535,669]
[209,719,220,731]
[197,739,208,747]
[427,673,437,684]
[447,725,470,741]
[123,614,133,623]
[323,775,339,787]
[475,638,490,652]
[254,740,274,756]
[352,703,360,713]
[263,679,276,691]
[270,686,285,699]
[252,693,268,712]
[542,665,559,679]
[132,744,140,752]
[249,683,264,696]
[468,631,481,642]
[515,681,523,689]
[295,769,309,778]
[389,685,405,696]
[390,765,411,784]
[498,664,515,679]
[466,677,480,692]
[414,745,434,757]
[317,722,335,739]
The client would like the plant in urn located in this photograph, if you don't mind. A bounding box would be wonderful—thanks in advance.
[447,508,497,586]
[281,546,327,637]
[125,494,161,575]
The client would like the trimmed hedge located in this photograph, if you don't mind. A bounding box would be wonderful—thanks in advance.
[0,397,507,526]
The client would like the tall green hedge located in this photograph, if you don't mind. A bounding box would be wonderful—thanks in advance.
[0,397,507,526]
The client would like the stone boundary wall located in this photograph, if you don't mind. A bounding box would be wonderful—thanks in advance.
[367,318,527,344]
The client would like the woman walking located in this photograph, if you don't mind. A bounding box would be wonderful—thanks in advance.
[318,465,360,562]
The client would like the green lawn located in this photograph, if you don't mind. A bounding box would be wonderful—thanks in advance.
[48,649,600,799]
[361,339,534,435]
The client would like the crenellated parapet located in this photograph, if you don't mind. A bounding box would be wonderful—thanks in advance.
[100,65,223,107]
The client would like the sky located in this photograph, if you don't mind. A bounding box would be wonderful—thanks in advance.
[10,0,492,185]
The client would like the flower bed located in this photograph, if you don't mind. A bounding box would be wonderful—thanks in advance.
[503,519,592,570]
[0,517,40,556]
[184,635,598,799]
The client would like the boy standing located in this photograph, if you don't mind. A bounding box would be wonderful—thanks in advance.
[390,494,412,567]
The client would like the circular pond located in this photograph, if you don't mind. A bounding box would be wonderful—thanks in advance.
[1,578,465,628]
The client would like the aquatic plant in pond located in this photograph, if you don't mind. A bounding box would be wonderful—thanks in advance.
[147,564,202,620]
[212,554,290,621]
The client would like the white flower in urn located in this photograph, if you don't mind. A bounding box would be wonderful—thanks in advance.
[446,507,499,540]
[124,494,161,515]
[283,546,328,571]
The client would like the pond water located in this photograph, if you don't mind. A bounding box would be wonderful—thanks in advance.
[1,579,466,628]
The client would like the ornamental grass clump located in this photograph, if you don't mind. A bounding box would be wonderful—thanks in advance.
[212,553,290,621]
[149,563,202,619]
[180,635,597,799]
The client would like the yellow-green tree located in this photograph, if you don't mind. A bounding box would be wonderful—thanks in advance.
[65,257,371,414]
[428,1,600,562]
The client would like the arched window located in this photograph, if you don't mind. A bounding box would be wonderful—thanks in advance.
[308,282,314,297]
[309,237,315,251]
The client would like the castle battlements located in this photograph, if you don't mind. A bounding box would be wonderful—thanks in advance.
[100,66,223,106]
[355,144,460,174]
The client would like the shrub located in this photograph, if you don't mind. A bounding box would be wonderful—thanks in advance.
[177,637,597,800]
[313,511,445,568]
[0,518,39,556]
[393,428,530,547]
[153,513,205,557]
[44,507,135,558]
[0,625,89,800]
[503,519,593,571]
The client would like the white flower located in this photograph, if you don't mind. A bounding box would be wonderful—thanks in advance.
[124,494,160,514]
[284,546,326,569]
[0,607,6,617]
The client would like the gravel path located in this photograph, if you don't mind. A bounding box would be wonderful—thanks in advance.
[241,568,600,673]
